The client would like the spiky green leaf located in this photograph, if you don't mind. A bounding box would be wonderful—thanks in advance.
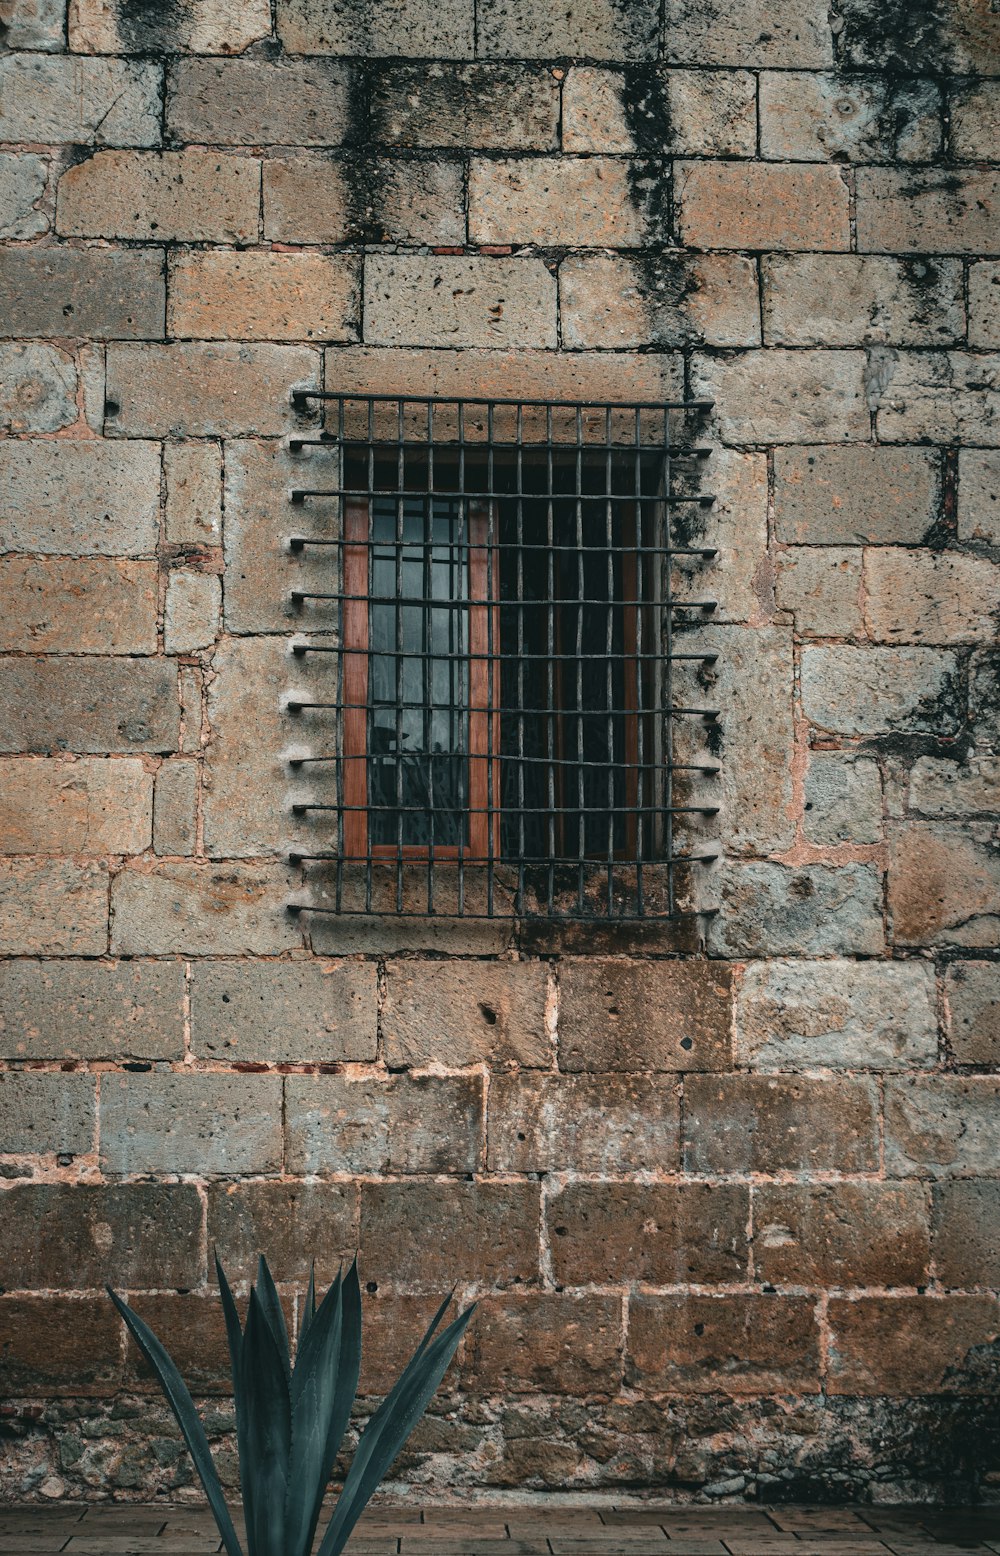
[241,1287,292,1556]
[256,1254,292,1383]
[299,1261,318,1349]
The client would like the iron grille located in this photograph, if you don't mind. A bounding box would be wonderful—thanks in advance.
[284,391,720,922]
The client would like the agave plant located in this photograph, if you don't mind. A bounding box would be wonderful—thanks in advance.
[108,1255,474,1556]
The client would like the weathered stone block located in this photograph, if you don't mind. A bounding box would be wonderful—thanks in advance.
[802,752,883,845]
[125,1295,230,1395]
[364,254,557,349]
[664,0,832,64]
[223,439,328,634]
[889,822,1000,949]
[670,447,769,625]
[0,859,107,955]
[0,1297,121,1396]
[100,1071,283,1174]
[972,649,1000,746]
[774,445,941,544]
[0,0,65,49]
[548,1182,748,1285]
[827,1296,1000,1394]
[873,352,1000,446]
[359,1181,540,1289]
[106,343,318,437]
[970,263,1000,347]
[207,1180,357,1285]
[382,959,549,1068]
[0,343,77,435]
[684,1073,879,1173]
[0,56,160,145]
[947,961,1000,1066]
[478,0,659,58]
[263,154,465,246]
[1,1071,95,1156]
[691,351,868,444]
[0,657,179,755]
[736,958,936,1070]
[0,247,165,342]
[167,57,349,145]
[0,153,48,240]
[0,439,161,557]
[754,1183,930,1287]
[0,558,158,655]
[864,549,1000,645]
[800,646,961,736]
[559,253,760,349]
[202,635,296,856]
[69,0,270,52]
[164,441,221,546]
[110,861,301,955]
[775,547,863,637]
[675,162,849,251]
[0,756,152,854]
[857,170,1000,254]
[668,69,757,156]
[58,151,260,244]
[960,450,1000,543]
[709,862,885,957]
[487,1073,679,1173]
[470,157,662,248]
[1,1182,201,1289]
[153,758,197,856]
[763,255,964,348]
[886,1076,1000,1177]
[0,959,185,1061]
[163,570,221,654]
[463,1294,620,1394]
[190,958,376,1063]
[358,1293,464,1393]
[952,81,1000,159]
[370,63,559,150]
[277,0,474,55]
[909,755,1000,818]
[934,1181,1000,1289]
[629,1295,820,1394]
[560,67,634,153]
[559,959,732,1073]
[759,73,941,161]
[836,0,1000,75]
[169,252,359,344]
[286,1072,483,1174]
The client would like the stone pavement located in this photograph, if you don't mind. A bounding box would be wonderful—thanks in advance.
[0,1503,998,1556]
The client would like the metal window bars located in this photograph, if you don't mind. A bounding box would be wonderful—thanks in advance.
[284,391,720,922]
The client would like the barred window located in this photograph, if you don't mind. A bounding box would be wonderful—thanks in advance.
[286,393,719,923]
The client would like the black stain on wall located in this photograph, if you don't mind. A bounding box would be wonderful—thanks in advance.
[117,0,187,52]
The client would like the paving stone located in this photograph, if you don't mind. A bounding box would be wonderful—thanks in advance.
[69,0,271,51]
[0,558,158,655]
[675,162,849,251]
[286,1071,483,1174]
[0,246,165,342]
[547,1181,748,1285]
[763,255,963,348]
[628,1295,821,1394]
[0,153,49,240]
[1,1180,201,1288]
[753,1182,930,1287]
[277,0,474,55]
[889,821,1000,949]
[0,1071,95,1156]
[462,1295,621,1394]
[110,861,301,955]
[959,449,1000,543]
[0,858,107,955]
[0,958,184,1061]
[382,958,549,1068]
[207,1179,356,1285]
[168,251,359,344]
[369,63,559,149]
[190,957,376,1063]
[0,657,179,755]
[692,351,869,445]
[800,645,961,736]
[359,1180,540,1290]
[736,957,937,1069]
[827,1295,1000,1394]
[0,439,161,557]
[364,254,557,348]
[559,252,760,349]
[709,861,885,957]
[886,1076,1000,1177]
[0,55,160,145]
[487,1072,679,1173]
[105,343,318,437]
[759,72,941,161]
[478,0,659,59]
[872,352,1000,445]
[58,151,260,244]
[470,156,663,247]
[558,958,732,1073]
[153,758,197,856]
[99,1070,283,1174]
[947,960,1000,1066]
[774,445,941,545]
[684,1073,879,1174]
[0,343,77,435]
[857,169,1000,254]
[167,56,350,145]
[0,755,152,854]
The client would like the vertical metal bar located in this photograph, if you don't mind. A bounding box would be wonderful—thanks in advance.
[661,405,673,918]
[335,393,345,915]
[515,401,525,919]
[457,397,466,920]
[486,400,496,918]
[575,403,586,918]
[395,396,405,915]
[365,395,376,915]
[605,405,616,917]
[545,403,556,917]
[426,396,435,915]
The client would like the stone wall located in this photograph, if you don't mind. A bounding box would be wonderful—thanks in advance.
[2,0,1000,1506]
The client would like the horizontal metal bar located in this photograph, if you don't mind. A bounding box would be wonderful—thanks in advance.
[288,438,715,457]
[290,591,718,611]
[289,903,718,921]
[292,390,715,411]
[288,753,714,772]
[290,488,715,506]
[286,699,721,717]
[291,643,719,664]
[292,801,720,817]
[288,536,717,557]
[288,849,719,866]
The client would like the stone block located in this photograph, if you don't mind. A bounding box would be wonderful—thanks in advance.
[561,67,634,153]
[207,1180,357,1285]
[164,441,221,546]
[478,0,659,58]
[763,255,964,347]
[759,73,941,161]
[886,1076,1000,1177]
[167,57,349,145]
[970,263,1000,347]
[960,450,1000,543]
[69,0,270,51]
[0,153,48,240]
[359,1181,540,1290]
[110,861,301,955]
[952,81,1000,160]
[802,751,883,845]
[263,154,465,246]
[0,1297,121,1397]
[0,1182,202,1289]
[0,756,152,854]
[864,550,1000,645]
[0,959,185,1061]
[382,959,549,1068]
[99,1071,283,1174]
[370,63,559,150]
[277,0,474,55]
[670,447,769,625]
[934,1181,1000,1288]
[0,0,65,48]
[827,1296,1000,1394]
[691,351,869,445]
[872,352,1000,446]
[548,1182,748,1285]
[0,247,165,342]
[628,1295,820,1394]
[947,961,1000,1066]
[58,151,260,244]
[667,70,757,156]
[559,253,760,349]
[202,635,297,856]
[675,162,849,251]
[168,251,359,344]
[0,657,179,755]
[190,958,376,1064]
[800,646,961,736]
[664,0,831,64]
[0,343,77,435]
[0,56,160,145]
[285,1072,483,1175]
[363,255,557,348]
[558,958,732,1073]
[0,558,158,655]
[163,570,222,654]
[774,445,941,545]
[909,754,1000,818]
[684,1073,879,1173]
[462,1295,621,1394]
[0,439,161,557]
[124,1295,230,1395]
[106,343,318,437]
[889,822,1000,949]
[972,649,1000,746]
[487,1072,679,1173]
[709,861,885,957]
[754,1183,930,1287]
[0,858,107,955]
[736,958,937,1070]
[1,1071,95,1156]
[836,0,1000,75]
[775,547,863,637]
[857,169,1000,254]
[153,758,197,856]
[470,156,664,247]
[224,439,328,635]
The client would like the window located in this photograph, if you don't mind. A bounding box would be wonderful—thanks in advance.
[286,394,720,922]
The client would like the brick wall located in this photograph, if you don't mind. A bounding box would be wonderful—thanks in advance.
[1,0,1000,1505]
